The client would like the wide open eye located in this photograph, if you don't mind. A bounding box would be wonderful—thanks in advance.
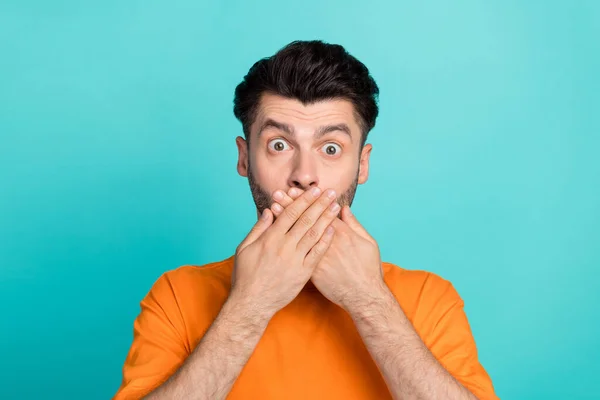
[322,143,342,156]
[268,139,291,152]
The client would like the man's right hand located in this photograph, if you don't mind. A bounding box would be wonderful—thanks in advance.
[230,187,341,318]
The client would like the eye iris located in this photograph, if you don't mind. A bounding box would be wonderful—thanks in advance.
[274,142,284,151]
[326,145,337,155]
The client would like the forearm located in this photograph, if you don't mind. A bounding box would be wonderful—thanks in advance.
[144,292,272,400]
[348,285,476,400]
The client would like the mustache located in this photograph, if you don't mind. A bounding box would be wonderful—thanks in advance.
[247,170,357,217]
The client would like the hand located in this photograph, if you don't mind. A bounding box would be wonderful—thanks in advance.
[231,187,341,318]
[271,189,387,313]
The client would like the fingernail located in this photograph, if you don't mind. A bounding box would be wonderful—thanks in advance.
[326,189,336,199]
[347,207,353,216]
[311,187,321,196]
[272,203,283,213]
[273,191,284,201]
[262,209,269,219]
[330,202,340,213]
[325,226,334,235]
[289,188,299,197]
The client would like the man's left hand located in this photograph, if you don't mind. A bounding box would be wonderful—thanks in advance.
[270,188,389,313]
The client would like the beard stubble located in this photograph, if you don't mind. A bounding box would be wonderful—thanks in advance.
[247,160,359,218]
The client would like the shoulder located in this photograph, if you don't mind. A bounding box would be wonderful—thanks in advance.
[138,256,236,345]
[382,261,462,321]
[144,256,235,311]
[163,256,234,289]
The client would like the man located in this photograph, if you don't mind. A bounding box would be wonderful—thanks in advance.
[114,40,498,400]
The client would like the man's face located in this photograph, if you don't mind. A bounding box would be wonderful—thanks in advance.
[236,93,372,216]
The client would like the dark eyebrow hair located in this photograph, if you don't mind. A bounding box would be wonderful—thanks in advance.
[315,123,352,141]
[257,119,294,136]
[257,118,353,142]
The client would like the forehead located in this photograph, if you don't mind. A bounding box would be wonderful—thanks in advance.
[251,93,362,139]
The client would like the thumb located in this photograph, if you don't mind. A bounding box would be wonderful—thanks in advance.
[237,208,273,253]
[341,206,371,239]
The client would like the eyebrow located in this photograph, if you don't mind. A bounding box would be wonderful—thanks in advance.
[257,118,353,142]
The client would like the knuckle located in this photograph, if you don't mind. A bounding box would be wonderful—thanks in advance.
[320,195,333,206]
[284,206,300,221]
[310,244,323,258]
[299,214,313,228]
[306,227,319,240]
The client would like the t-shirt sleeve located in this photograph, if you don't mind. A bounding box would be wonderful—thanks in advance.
[420,275,499,400]
[113,273,190,400]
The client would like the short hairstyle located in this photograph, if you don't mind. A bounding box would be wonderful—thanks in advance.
[233,40,380,147]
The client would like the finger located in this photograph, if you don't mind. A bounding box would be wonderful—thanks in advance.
[287,189,337,243]
[270,190,296,217]
[303,225,335,269]
[340,206,372,240]
[331,217,350,232]
[296,199,340,253]
[237,208,274,253]
[271,188,306,217]
[288,187,304,199]
[270,187,323,235]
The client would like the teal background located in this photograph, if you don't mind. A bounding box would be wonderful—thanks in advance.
[1,1,598,399]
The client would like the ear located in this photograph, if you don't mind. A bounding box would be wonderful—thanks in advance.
[236,136,249,177]
[357,143,372,185]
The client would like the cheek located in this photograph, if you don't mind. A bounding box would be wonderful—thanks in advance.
[252,155,290,190]
[320,161,359,192]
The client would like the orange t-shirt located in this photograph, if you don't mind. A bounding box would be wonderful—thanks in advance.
[114,256,498,399]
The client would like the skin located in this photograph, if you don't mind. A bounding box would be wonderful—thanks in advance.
[143,93,477,399]
[145,188,339,400]
[235,93,372,217]
[271,189,478,400]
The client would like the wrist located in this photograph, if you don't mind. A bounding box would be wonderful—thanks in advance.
[345,281,394,320]
[225,287,276,326]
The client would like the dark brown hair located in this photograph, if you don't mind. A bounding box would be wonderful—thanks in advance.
[233,40,380,147]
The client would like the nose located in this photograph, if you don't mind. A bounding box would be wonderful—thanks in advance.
[287,151,319,190]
